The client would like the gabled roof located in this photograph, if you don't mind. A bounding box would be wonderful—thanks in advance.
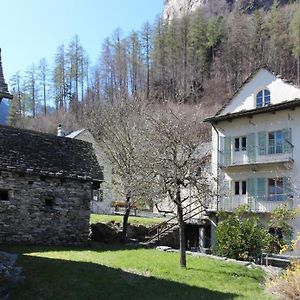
[204,98,300,123]
[0,125,103,181]
[0,49,13,100]
[66,128,86,139]
[214,66,300,117]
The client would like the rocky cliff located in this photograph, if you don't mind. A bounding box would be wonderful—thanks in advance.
[163,0,290,20]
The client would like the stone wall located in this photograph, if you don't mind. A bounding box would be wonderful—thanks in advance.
[0,170,91,245]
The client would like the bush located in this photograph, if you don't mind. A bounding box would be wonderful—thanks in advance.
[215,206,271,261]
[267,262,300,300]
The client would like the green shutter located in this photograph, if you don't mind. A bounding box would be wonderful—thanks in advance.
[223,137,232,165]
[283,176,291,196]
[247,133,256,162]
[283,128,292,153]
[247,178,255,210]
[258,131,267,155]
[257,178,266,200]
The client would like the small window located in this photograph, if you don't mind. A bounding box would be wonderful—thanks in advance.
[93,189,104,202]
[235,181,239,195]
[234,181,247,195]
[234,137,247,152]
[45,198,54,207]
[256,89,271,108]
[242,181,247,195]
[0,189,9,200]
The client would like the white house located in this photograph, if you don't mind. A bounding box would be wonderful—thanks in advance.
[205,68,300,246]
[66,129,114,214]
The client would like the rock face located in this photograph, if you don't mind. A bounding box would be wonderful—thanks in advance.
[163,0,289,20]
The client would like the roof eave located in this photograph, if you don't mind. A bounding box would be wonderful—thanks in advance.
[204,98,300,124]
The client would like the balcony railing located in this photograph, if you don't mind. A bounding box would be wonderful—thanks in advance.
[220,146,293,168]
[209,194,293,213]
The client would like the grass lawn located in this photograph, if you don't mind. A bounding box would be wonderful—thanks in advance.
[90,214,167,226]
[5,245,274,300]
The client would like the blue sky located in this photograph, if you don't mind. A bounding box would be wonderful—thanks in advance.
[0,0,163,82]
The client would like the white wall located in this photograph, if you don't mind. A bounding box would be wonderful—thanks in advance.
[212,107,300,239]
[220,69,300,115]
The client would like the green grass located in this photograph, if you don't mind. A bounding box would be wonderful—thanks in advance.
[90,214,167,226]
[5,245,274,300]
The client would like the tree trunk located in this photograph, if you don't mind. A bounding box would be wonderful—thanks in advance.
[176,187,186,268]
[121,193,131,244]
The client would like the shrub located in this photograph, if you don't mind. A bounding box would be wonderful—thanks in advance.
[215,206,271,261]
[267,233,300,300]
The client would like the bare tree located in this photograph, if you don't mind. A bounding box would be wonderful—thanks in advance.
[86,99,153,243]
[143,103,212,268]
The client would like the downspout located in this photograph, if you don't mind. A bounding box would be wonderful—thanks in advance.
[211,122,220,224]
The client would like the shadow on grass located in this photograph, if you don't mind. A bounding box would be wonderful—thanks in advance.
[11,254,238,300]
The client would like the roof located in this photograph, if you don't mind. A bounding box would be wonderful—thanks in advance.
[0,49,13,100]
[204,98,300,123]
[0,125,103,181]
[66,128,86,139]
[214,67,300,117]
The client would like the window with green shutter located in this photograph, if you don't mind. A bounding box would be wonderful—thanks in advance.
[247,133,256,162]
[257,178,266,200]
[258,131,266,155]
[223,137,232,165]
[283,128,292,153]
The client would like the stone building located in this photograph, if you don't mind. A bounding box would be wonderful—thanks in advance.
[0,50,103,245]
[0,125,103,245]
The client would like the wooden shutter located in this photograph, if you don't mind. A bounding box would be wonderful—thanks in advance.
[247,133,256,162]
[223,137,232,165]
[258,131,266,155]
[247,178,255,210]
[283,128,292,153]
[257,178,266,200]
[283,176,291,198]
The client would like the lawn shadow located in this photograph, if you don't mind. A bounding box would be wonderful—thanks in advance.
[11,253,238,300]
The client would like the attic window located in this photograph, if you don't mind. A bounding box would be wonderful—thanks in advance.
[0,189,9,200]
[256,89,270,108]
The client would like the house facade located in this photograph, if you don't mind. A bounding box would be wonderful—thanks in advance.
[205,68,300,245]
[67,129,114,214]
[0,125,103,245]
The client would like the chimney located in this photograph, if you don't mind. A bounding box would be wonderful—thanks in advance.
[57,124,65,137]
[0,49,13,103]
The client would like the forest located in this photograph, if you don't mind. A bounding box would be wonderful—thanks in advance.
[7,0,300,132]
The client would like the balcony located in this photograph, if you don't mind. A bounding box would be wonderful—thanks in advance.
[209,194,293,213]
[219,145,293,171]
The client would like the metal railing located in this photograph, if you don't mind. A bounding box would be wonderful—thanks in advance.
[220,146,293,167]
[209,194,293,213]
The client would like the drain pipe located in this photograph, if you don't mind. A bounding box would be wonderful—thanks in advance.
[211,123,220,224]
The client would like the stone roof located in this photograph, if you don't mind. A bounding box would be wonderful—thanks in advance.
[0,125,103,181]
[0,49,13,101]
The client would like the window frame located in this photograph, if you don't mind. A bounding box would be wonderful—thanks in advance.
[256,89,271,108]
[268,178,284,201]
[268,130,283,154]
[234,136,247,152]
[234,181,247,196]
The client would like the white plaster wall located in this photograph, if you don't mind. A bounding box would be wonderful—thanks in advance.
[221,69,300,115]
[212,108,300,239]
[73,130,113,214]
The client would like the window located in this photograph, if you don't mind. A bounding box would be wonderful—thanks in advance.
[234,137,247,152]
[0,189,9,200]
[268,178,284,201]
[234,181,247,195]
[268,131,283,154]
[256,89,270,107]
[93,189,103,202]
